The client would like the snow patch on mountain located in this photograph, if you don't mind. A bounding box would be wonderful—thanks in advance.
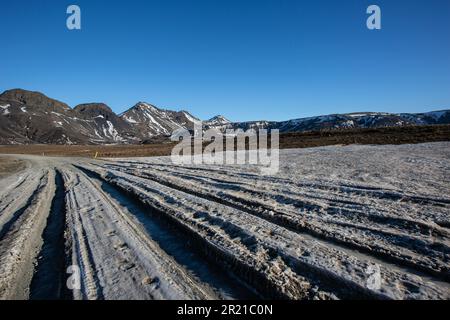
[123,116,137,123]
[0,104,10,115]
[183,111,202,124]
[103,120,124,142]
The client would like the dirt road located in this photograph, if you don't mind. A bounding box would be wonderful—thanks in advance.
[0,142,449,300]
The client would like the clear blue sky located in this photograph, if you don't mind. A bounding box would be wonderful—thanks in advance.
[1,0,449,121]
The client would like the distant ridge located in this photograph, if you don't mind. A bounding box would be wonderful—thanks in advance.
[0,88,449,145]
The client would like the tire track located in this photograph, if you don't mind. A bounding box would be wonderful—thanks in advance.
[0,170,55,299]
[105,162,450,239]
[85,167,334,300]
[29,170,71,300]
[0,171,44,237]
[115,161,450,205]
[78,166,260,300]
[82,165,449,300]
[99,164,450,283]
[62,167,232,300]
[62,169,106,300]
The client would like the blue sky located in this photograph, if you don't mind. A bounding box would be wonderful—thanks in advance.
[1,0,449,121]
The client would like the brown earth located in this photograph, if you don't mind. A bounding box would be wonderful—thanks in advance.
[0,124,449,158]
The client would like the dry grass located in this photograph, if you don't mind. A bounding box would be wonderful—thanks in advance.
[279,124,450,149]
[0,143,177,158]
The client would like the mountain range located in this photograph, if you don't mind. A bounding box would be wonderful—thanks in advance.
[0,89,449,145]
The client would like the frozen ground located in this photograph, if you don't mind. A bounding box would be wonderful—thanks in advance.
[0,142,449,300]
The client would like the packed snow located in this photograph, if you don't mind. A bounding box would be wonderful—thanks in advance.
[0,142,449,300]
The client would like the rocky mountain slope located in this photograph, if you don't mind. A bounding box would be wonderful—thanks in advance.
[120,102,200,138]
[73,103,137,143]
[0,88,449,145]
[0,89,198,144]
[205,111,450,133]
[0,89,92,144]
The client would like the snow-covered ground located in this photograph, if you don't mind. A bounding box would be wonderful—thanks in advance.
[0,142,449,300]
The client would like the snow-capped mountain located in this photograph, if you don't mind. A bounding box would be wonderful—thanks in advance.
[205,115,231,126]
[271,111,450,132]
[0,89,449,145]
[203,115,232,131]
[120,102,200,138]
[215,111,450,133]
